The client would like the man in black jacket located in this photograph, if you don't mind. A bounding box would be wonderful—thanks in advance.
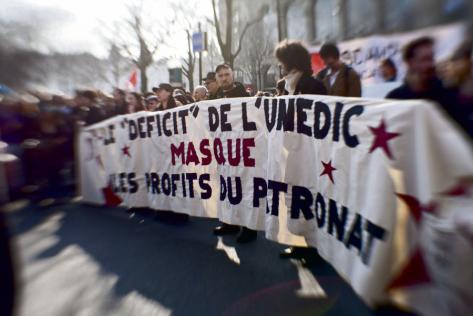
[387,37,443,101]
[315,42,361,97]
[212,63,255,243]
[215,64,249,99]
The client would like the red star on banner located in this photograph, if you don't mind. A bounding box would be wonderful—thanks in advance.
[441,182,469,197]
[368,119,400,159]
[396,193,437,224]
[387,248,431,290]
[101,184,123,207]
[320,160,336,183]
[122,145,131,158]
[387,193,435,291]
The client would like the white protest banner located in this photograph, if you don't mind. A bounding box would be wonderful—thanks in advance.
[78,95,473,315]
[309,22,466,98]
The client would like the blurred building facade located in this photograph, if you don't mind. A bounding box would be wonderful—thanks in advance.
[281,0,470,44]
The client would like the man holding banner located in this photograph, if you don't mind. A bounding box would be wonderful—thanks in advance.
[211,63,256,243]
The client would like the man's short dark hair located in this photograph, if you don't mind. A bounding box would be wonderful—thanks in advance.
[274,40,313,74]
[319,43,340,59]
[215,63,232,73]
[403,36,434,61]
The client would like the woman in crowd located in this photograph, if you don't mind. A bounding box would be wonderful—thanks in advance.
[274,39,327,262]
[275,40,327,96]
[126,92,144,113]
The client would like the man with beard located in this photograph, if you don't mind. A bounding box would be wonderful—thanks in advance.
[214,64,249,99]
[211,63,255,243]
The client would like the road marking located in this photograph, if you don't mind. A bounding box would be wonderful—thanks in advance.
[291,259,327,298]
[216,237,241,265]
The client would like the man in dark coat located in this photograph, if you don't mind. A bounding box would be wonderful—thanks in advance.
[385,37,469,135]
[316,42,362,97]
[214,64,249,99]
[387,37,444,101]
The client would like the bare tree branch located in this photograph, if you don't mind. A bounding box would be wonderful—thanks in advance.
[211,0,225,54]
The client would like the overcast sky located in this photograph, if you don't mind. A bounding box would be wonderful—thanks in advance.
[1,0,212,58]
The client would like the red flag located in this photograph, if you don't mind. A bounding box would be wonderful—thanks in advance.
[311,53,325,75]
[127,69,138,91]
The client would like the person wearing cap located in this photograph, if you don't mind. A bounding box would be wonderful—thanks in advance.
[193,85,208,101]
[211,63,255,243]
[144,92,159,111]
[148,85,188,222]
[202,72,220,100]
[152,83,178,110]
[215,64,249,99]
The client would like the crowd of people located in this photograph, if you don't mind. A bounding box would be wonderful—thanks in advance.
[1,36,472,239]
[0,36,472,316]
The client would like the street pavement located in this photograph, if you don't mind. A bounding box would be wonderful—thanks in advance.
[4,199,415,316]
